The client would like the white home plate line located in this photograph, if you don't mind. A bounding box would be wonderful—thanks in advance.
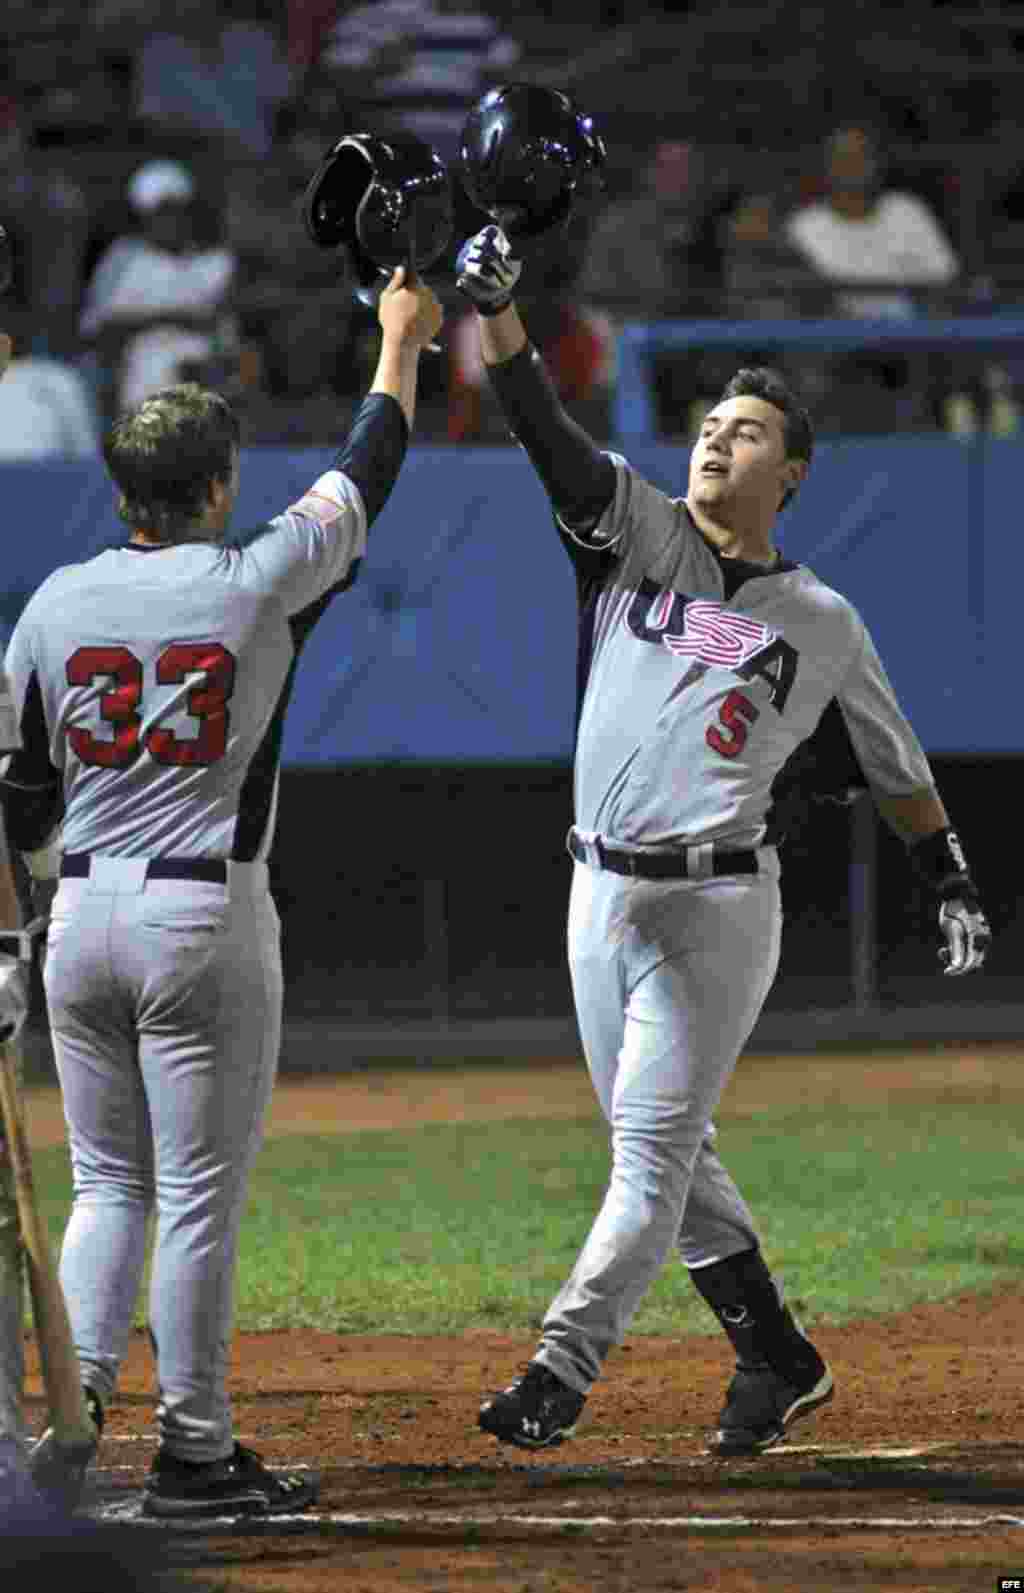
[92,1504,1024,1532]
[93,1439,970,1461]
[311,1511,1024,1531]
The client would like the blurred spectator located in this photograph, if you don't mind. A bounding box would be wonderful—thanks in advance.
[0,96,89,355]
[135,0,293,159]
[786,124,959,318]
[79,160,237,413]
[721,191,820,321]
[785,124,960,433]
[449,293,613,443]
[577,140,734,437]
[0,308,98,459]
[320,0,521,160]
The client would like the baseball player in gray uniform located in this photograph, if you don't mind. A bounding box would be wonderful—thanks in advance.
[0,326,50,1508]
[0,268,443,1516]
[456,225,991,1456]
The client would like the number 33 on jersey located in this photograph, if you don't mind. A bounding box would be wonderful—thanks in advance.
[65,642,236,768]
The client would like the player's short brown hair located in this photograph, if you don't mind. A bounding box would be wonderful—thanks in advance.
[103,383,240,542]
[719,367,814,508]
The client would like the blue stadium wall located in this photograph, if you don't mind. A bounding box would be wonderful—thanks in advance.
[0,435,1016,760]
[1,442,1019,1030]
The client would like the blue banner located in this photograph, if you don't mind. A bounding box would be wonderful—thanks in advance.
[0,438,1014,760]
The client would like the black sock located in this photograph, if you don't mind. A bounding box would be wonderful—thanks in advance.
[688,1247,823,1383]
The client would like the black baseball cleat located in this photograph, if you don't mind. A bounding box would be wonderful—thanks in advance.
[142,1442,318,1519]
[708,1359,834,1456]
[478,1362,586,1450]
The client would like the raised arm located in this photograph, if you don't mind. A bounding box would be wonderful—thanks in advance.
[333,264,444,524]
[456,227,615,532]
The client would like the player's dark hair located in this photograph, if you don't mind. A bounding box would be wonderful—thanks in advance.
[103,383,240,542]
[719,366,814,509]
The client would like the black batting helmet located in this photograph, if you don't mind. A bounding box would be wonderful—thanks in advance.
[459,83,606,244]
[302,133,453,305]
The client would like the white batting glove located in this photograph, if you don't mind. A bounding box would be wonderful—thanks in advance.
[0,955,27,1042]
[938,897,991,976]
[455,225,522,316]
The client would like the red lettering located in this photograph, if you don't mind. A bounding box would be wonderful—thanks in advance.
[65,643,236,770]
[707,690,759,759]
[66,645,143,767]
[149,643,236,767]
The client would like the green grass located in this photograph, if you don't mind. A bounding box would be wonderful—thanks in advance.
[26,1098,1024,1336]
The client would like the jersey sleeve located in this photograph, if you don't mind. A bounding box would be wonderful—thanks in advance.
[0,609,64,851]
[241,467,368,615]
[0,661,20,760]
[835,616,935,795]
[561,456,683,570]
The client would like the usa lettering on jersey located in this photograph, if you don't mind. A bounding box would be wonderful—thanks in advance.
[626,582,798,715]
[629,587,777,669]
[662,599,777,669]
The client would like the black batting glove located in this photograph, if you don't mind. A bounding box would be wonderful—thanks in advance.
[909,828,991,976]
[455,225,522,316]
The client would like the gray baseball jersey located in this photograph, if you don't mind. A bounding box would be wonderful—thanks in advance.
[3,468,366,859]
[0,662,24,1448]
[569,456,934,851]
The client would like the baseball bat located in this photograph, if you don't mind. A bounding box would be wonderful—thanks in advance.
[0,1035,96,1450]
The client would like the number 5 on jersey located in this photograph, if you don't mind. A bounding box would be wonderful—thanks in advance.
[66,643,237,768]
[707,689,759,759]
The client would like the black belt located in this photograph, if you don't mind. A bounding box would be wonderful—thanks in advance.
[61,853,228,884]
[568,831,758,880]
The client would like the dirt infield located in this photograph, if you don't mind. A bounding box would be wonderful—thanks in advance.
[21,1044,1024,1590]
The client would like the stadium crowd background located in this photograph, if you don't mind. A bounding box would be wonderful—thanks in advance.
[1,0,1024,454]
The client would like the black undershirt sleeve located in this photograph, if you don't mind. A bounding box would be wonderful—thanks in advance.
[486,344,616,529]
[332,392,409,527]
[0,671,64,851]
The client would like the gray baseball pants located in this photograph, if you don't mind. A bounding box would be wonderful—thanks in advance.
[536,849,782,1394]
[43,860,281,1464]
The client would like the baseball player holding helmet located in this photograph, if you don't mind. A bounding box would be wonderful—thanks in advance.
[0,212,442,1517]
[456,87,991,1457]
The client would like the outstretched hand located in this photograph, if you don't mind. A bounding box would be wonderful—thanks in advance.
[377,265,443,350]
[938,896,991,975]
[456,226,522,316]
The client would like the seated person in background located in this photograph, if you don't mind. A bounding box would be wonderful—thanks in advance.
[0,96,89,358]
[79,160,237,413]
[0,307,98,459]
[785,124,958,318]
[722,191,822,322]
[785,124,959,433]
